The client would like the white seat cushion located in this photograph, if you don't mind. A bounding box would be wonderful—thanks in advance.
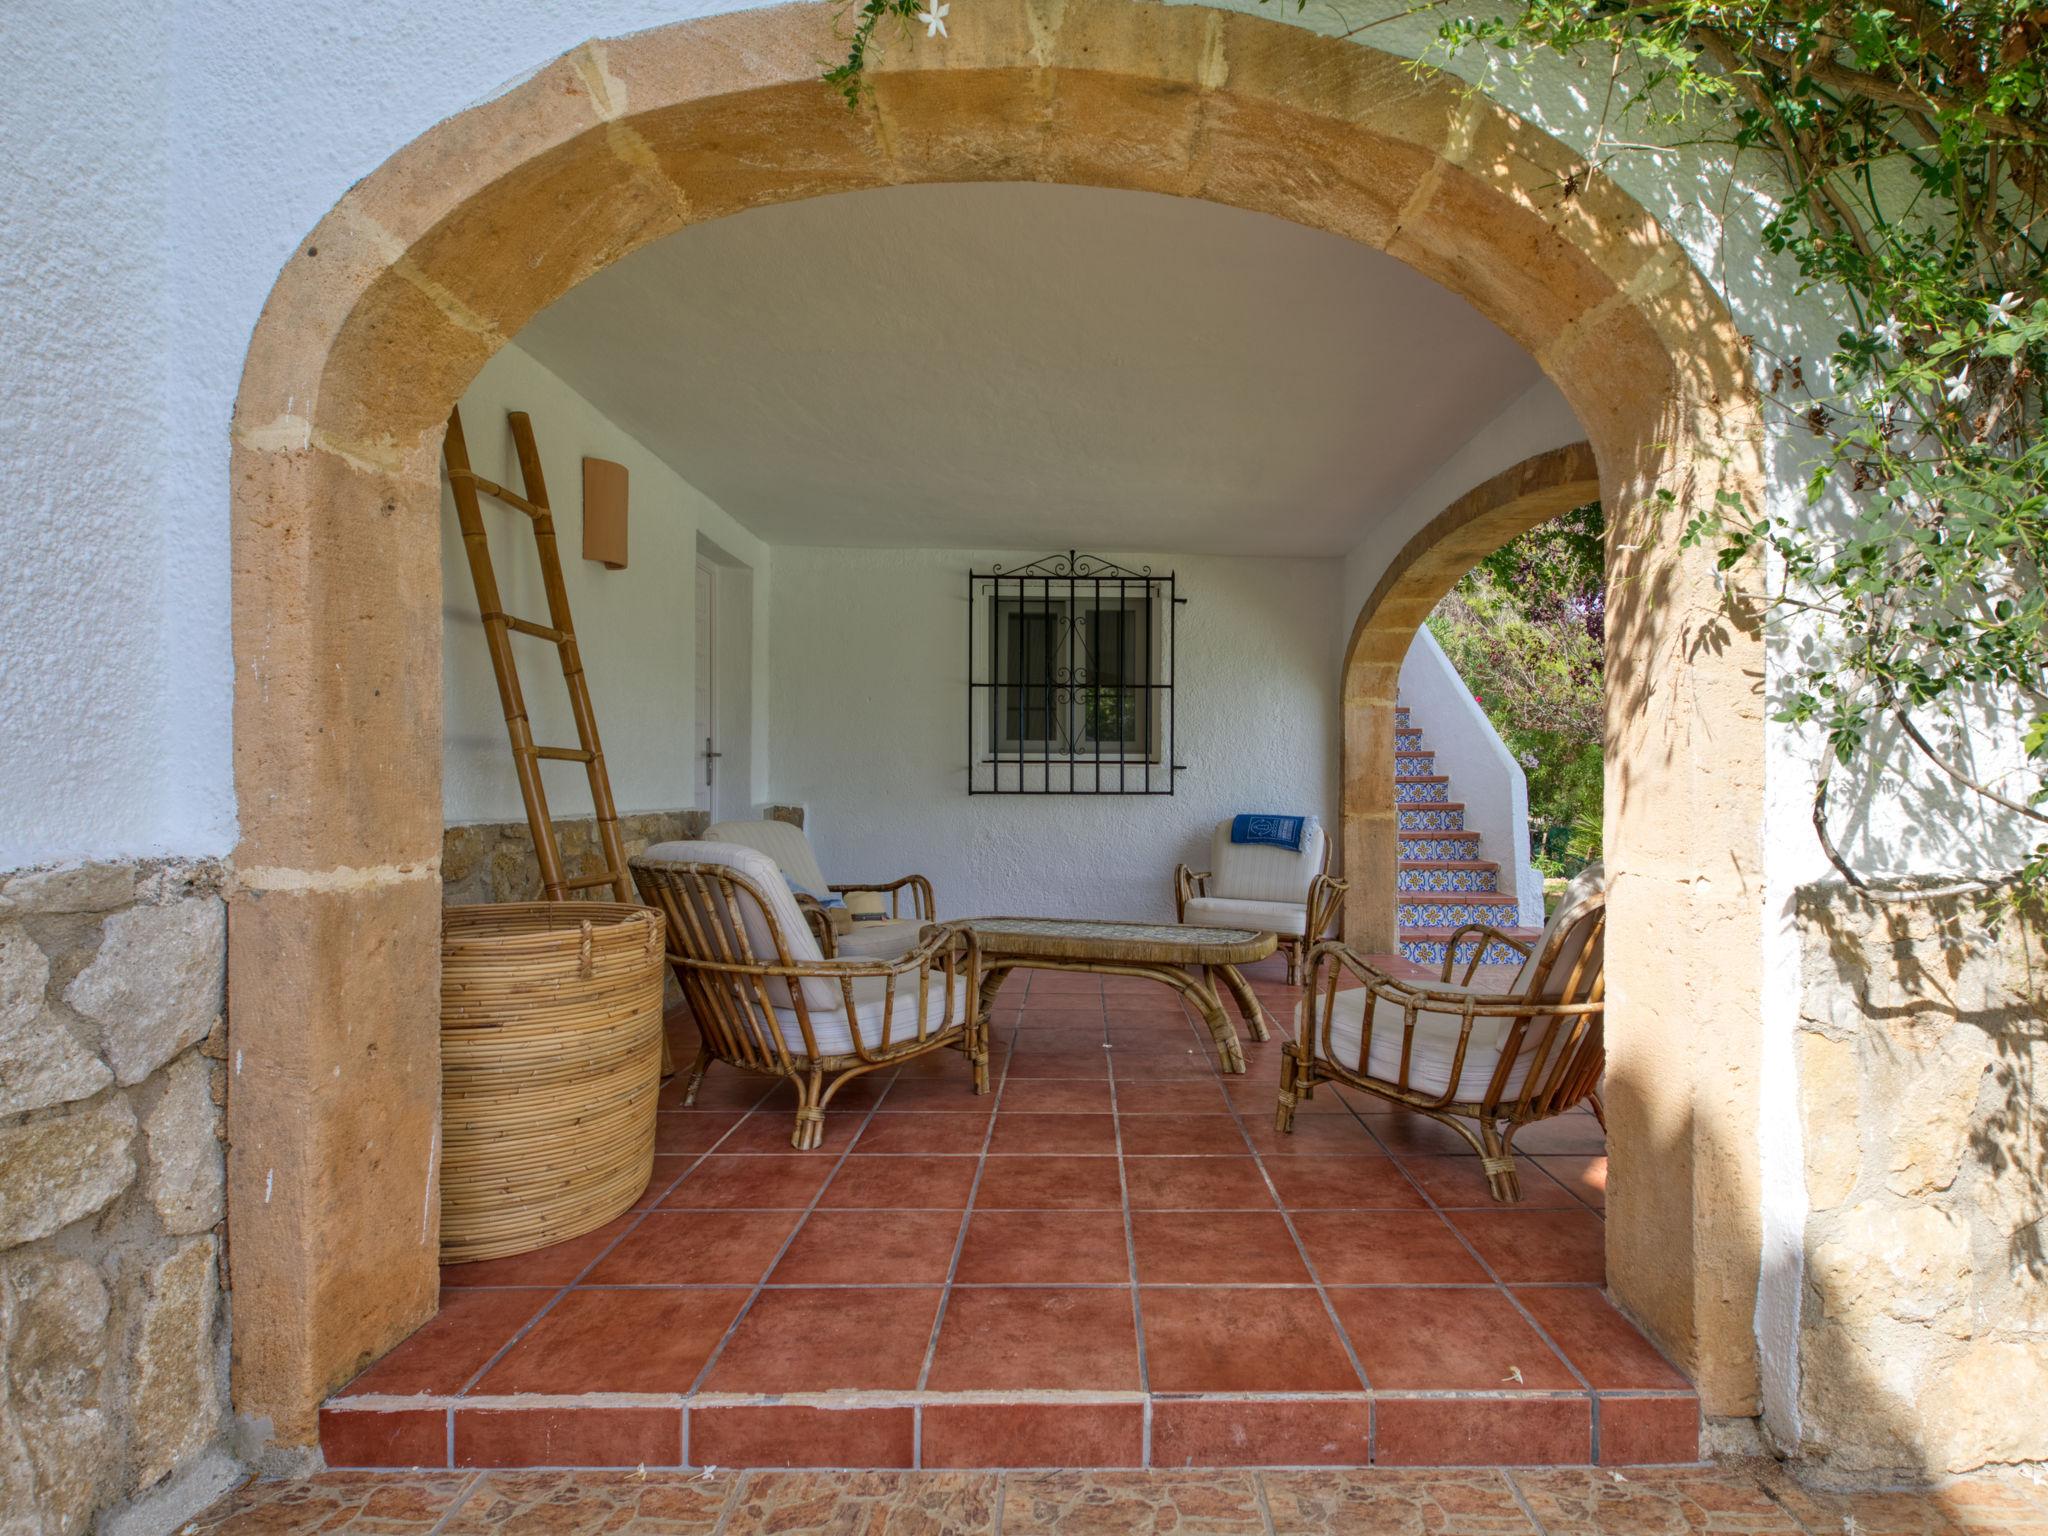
[830,918,929,961]
[1183,895,1308,937]
[640,840,840,1011]
[771,968,973,1057]
[706,819,832,897]
[1209,819,1325,905]
[1309,988,1535,1103]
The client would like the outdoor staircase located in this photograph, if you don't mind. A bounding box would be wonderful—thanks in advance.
[1395,703,1540,970]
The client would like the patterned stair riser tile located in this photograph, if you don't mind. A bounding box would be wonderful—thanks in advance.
[1398,867,1499,895]
[1398,807,1465,833]
[1399,899,1521,929]
[1394,755,1434,776]
[1400,935,1534,969]
[1394,780,1449,805]
[1400,836,1481,860]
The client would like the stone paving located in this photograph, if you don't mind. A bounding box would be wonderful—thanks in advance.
[192,1462,2048,1536]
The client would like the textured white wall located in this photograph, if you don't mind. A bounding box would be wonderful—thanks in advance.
[768,547,1341,922]
[442,343,769,825]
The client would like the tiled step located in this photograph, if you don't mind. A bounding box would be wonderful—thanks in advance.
[1395,729,1424,753]
[1399,925,1543,969]
[1394,775,1450,805]
[1400,832,1482,860]
[1398,894,1520,929]
[1394,753,1435,776]
[1397,860,1500,895]
[1398,805,1465,833]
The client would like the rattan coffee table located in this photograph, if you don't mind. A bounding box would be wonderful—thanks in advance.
[966,918,1276,1074]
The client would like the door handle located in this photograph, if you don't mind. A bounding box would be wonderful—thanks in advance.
[702,736,722,787]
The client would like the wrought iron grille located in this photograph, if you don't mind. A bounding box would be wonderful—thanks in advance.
[968,552,1185,795]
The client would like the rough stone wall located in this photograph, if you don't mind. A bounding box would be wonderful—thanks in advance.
[440,810,708,905]
[1795,883,2047,1480]
[0,860,235,1534]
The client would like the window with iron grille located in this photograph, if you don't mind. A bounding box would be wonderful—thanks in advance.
[968,553,1185,795]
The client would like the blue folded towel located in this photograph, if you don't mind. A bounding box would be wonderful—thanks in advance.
[1231,814,1307,851]
[782,873,844,910]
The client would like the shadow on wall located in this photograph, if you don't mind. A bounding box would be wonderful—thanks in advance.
[1791,883,2046,1482]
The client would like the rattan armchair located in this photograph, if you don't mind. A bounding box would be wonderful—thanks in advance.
[1277,864,1605,1202]
[705,818,935,961]
[631,843,985,1149]
[1174,820,1347,984]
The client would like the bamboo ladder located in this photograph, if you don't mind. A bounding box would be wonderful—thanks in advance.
[442,406,633,906]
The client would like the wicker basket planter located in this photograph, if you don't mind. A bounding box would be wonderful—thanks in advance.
[439,902,666,1264]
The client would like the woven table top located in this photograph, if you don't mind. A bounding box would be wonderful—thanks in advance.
[965,917,1276,966]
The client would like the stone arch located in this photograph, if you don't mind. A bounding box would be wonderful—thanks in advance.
[1340,441,1603,952]
[227,0,1767,1447]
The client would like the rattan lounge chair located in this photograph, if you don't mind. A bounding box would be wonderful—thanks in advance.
[1174,819,1347,983]
[1277,862,1605,1202]
[704,818,936,962]
[631,842,985,1149]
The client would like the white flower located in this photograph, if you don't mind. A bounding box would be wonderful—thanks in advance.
[918,0,948,36]
[1943,365,1972,405]
[1871,315,1905,350]
[1989,291,2023,327]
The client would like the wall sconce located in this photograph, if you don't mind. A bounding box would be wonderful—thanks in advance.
[582,457,628,570]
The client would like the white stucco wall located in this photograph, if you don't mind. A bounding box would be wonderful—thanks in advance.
[442,343,769,825]
[767,547,1341,921]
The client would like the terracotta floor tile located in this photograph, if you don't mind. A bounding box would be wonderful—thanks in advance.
[1122,1157,1275,1210]
[1259,1469,1540,1535]
[1509,1112,1608,1155]
[666,1071,777,1111]
[339,1289,550,1397]
[954,1210,1131,1284]
[924,1404,1145,1470]
[717,1470,996,1531]
[1357,1111,1480,1156]
[820,1154,979,1209]
[853,1112,994,1155]
[453,1406,683,1469]
[1023,973,1105,996]
[1597,1396,1702,1465]
[718,1108,863,1155]
[441,1470,736,1533]
[1114,1079,1230,1115]
[1327,1287,1577,1390]
[1376,1396,1591,1467]
[1016,1006,1109,1029]
[1451,1209,1607,1284]
[1401,1155,1577,1209]
[1150,1399,1369,1468]
[654,1111,747,1154]
[1111,1050,1226,1080]
[989,1112,1119,1155]
[1291,1211,1490,1285]
[1131,1211,1308,1284]
[590,1210,804,1287]
[661,1154,837,1210]
[877,1078,999,1113]
[926,1287,1141,1390]
[976,1155,1125,1210]
[1139,1287,1362,1393]
[1262,1156,1428,1210]
[1000,1471,1265,1531]
[1117,1115,1251,1156]
[1002,1048,1112,1079]
[1240,1114,1388,1158]
[634,1157,693,1209]
[319,1407,447,1469]
[1513,1287,1690,1390]
[439,1213,637,1289]
[474,1289,750,1395]
[688,1404,915,1469]
[1000,1077,1117,1114]
[768,1208,966,1285]
[1533,1154,1608,1211]
[700,1287,942,1393]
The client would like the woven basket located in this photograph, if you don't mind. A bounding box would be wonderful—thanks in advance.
[439,902,666,1264]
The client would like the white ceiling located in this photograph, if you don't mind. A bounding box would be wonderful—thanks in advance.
[514,182,1544,557]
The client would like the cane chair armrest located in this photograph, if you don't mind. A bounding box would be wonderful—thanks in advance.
[793,893,840,957]
[1306,873,1349,941]
[1173,865,1211,921]
[1439,922,1532,987]
[829,873,937,921]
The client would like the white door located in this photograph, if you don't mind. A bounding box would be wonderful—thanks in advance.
[695,561,717,812]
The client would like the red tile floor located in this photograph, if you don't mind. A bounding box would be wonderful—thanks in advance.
[323,955,1690,1472]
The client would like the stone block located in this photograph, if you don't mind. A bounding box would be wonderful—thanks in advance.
[64,898,225,1087]
[1798,1030,1860,1210]
[0,926,110,1116]
[1925,1340,2048,1473]
[0,1098,136,1251]
[2,1253,112,1535]
[144,1053,225,1237]
[131,1236,223,1489]
[1811,1200,1971,1331]
[1873,1023,1993,1199]
[0,864,136,917]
